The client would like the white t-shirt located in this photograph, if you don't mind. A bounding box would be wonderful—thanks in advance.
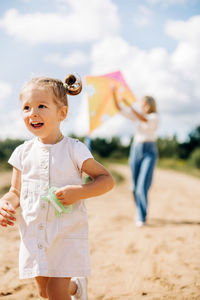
[120,106,159,143]
[8,136,93,279]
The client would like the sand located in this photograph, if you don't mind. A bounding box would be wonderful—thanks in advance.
[0,165,200,300]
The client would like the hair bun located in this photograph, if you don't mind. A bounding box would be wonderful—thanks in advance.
[63,73,82,95]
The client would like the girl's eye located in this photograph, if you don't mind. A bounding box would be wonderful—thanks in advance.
[38,104,46,109]
[23,106,30,111]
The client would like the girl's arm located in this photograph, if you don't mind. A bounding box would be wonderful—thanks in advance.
[122,98,148,122]
[0,167,21,227]
[55,159,114,205]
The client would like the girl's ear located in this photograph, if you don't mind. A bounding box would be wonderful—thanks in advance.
[59,106,68,121]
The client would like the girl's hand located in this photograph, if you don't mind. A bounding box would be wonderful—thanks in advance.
[0,199,16,227]
[55,186,79,206]
[55,158,114,205]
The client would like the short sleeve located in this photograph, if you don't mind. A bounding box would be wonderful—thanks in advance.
[8,143,24,171]
[73,140,93,171]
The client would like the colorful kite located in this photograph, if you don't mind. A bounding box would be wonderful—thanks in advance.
[85,70,136,134]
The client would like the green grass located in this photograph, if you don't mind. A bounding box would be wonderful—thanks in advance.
[0,163,12,172]
[110,169,125,183]
[83,169,125,185]
[0,185,10,197]
[92,155,126,183]
[97,155,200,179]
[157,158,200,178]
[93,154,128,166]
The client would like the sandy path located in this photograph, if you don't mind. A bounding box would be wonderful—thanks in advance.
[0,166,200,300]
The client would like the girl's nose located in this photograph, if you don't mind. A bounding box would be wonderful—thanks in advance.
[30,108,38,117]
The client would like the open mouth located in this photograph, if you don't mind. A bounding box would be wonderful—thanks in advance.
[31,122,44,129]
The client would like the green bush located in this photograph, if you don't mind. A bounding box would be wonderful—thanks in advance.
[0,139,24,171]
[189,148,200,169]
[157,136,179,158]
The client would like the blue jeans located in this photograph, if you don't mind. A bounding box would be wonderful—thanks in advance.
[129,142,158,222]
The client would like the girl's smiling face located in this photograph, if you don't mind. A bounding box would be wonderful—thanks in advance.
[21,85,67,144]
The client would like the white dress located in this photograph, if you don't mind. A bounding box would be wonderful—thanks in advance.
[8,137,93,279]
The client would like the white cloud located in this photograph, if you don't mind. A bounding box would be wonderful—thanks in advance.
[133,5,153,27]
[73,94,90,136]
[0,81,12,108]
[0,0,119,44]
[45,50,88,67]
[0,109,31,140]
[166,15,200,43]
[82,15,200,139]
[146,0,191,5]
[158,112,200,141]
[166,15,200,101]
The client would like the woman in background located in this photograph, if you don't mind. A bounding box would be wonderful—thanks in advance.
[112,87,159,227]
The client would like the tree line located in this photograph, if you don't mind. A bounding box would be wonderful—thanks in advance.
[0,125,200,170]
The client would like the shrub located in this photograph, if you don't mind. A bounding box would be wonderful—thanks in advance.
[189,148,200,169]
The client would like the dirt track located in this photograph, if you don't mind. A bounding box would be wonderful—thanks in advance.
[0,166,200,299]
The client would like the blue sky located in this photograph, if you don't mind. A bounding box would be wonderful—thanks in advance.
[0,0,200,141]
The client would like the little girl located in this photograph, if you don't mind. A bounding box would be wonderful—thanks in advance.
[112,86,158,227]
[0,74,114,300]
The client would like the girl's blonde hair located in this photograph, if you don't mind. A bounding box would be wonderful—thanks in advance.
[143,96,157,113]
[20,74,82,107]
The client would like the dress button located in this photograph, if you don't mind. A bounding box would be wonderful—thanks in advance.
[38,224,44,230]
[41,203,46,209]
[40,162,48,169]
[23,191,28,198]
[43,184,49,191]
[38,243,43,249]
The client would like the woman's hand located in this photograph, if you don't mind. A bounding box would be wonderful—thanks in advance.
[122,98,131,107]
[112,86,121,111]
[112,85,117,95]
[0,199,16,227]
